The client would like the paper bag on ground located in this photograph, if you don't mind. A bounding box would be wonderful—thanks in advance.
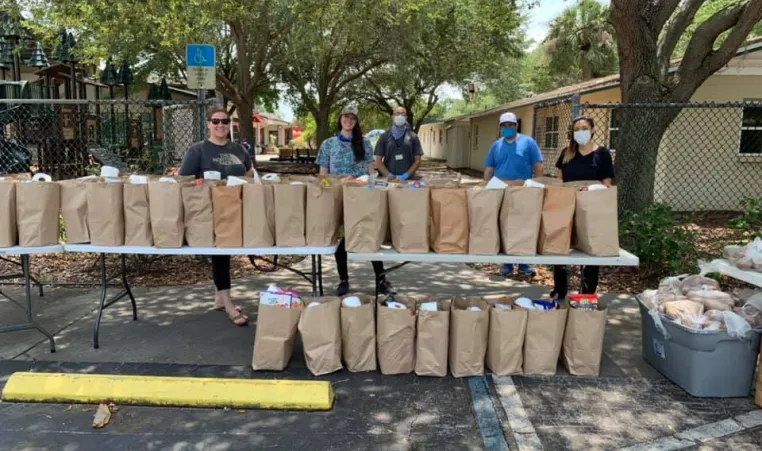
[343,182,389,253]
[388,185,430,253]
[212,184,243,248]
[149,179,185,248]
[430,184,468,254]
[449,298,489,377]
[16,179,60,246]
[274,182,306,247]
[123,182,152,246]
[251,303,302,371]
[538,186,576,255]
[242,182,275,247]
[305,177,343,247]
[415,299,451,377]
[524,306,568,375]
[377,296,416,375]
[341,295,377,372]
[298,297,342,376]
[500,187,543,255]
[563,305,607,376]
[182,180,215,247]
[574,186,619,256]
[0,180,17,247]
[86,180,125,246]
[59,179,89,244]
[467,185,504,255]
[485,297,527,375]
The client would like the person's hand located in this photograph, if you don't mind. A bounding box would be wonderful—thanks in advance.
[398,173,409,181]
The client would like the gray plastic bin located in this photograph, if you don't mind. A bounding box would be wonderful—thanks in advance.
[638,298,761,398]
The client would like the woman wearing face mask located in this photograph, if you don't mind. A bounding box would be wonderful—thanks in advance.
[179,106,254,326]
[551,116,614,301]
[317,104,395,297]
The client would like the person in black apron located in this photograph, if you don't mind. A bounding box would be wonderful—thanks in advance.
[374,107,423,180]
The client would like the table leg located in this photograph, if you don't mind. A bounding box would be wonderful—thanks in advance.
[311,255,317,296]
[318,255,324,297]
[22,255,55,352]
[122,255,137,321]
[93,253,108,349]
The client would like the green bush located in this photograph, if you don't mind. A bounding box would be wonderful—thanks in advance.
[619,204,698,276]
[729,196,762,237]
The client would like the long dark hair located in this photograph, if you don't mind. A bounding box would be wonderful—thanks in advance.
[336,115,365,162]
[563,116,594,164]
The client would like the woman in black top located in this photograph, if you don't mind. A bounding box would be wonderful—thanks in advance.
[551,116,614,300]
[179,106,254,326]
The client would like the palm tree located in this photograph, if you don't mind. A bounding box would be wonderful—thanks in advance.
[545,0,617,81]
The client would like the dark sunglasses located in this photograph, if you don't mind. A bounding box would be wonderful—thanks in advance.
[210,118,231,125]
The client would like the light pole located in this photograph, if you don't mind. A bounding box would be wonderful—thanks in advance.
[2,19,21,82]
[117,61,133,149]
[99,57,118,144]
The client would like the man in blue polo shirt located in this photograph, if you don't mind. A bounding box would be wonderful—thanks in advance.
[484,112,543,278]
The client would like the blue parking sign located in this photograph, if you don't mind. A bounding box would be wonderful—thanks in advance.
[186,44,216,68]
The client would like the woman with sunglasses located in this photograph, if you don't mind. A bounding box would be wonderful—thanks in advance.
[317,104,394,296]
[179,106,254,326]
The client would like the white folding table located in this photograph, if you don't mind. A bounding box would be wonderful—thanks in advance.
[702,259,762,289]
[0,245,64,352]
[348,247,640,300]
[64,243,340,348]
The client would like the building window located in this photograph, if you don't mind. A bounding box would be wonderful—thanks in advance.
[543,116,559,148]
[439,130,442,144]
[740,104,762,154]
[608,108,621,152]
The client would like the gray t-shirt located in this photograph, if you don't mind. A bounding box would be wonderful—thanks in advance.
[179,140,252,179]
[374,128,423,176]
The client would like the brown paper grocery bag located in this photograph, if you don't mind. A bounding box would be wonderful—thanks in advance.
[0,180,18,247]
[86,181,125,246]
[430,186,468,254]
[243,182,275,248]
[563,306,607,376]
[16,180,60,247]
[273,182,306,247]
[181,181,214,247]
[415,299,451,377]
[305,177,343,247]
[500,187,543,255]
[340,296,377,372]
[252,304,302,371]
[212,184,243,248]
[538,186,576,255]
[123,183,152,246]
[388,185,430,253]
[343,183,388,253]
[467,185,504,255]
[298,297,342,376]
[59,179,89,244]
[574,186,619,257]
[524,307,568,375]
[377,297,417,375]
[149,180,184,248]
[485,297,527,376]
[449,298,489,377]
[755,352,762,408]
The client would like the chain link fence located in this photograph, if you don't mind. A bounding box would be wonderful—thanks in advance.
[0,98,213,180]
[532,98,762,212]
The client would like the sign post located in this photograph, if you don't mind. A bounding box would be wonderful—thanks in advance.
[186,44,216,139]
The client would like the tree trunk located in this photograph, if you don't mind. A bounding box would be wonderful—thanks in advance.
[237,100,255,159]
[580,53,591,80]
[315,105,332,149]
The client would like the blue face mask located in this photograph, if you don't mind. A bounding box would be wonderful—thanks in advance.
[501,127,517,140]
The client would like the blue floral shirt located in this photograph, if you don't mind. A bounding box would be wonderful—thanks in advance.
[316,136,374,177]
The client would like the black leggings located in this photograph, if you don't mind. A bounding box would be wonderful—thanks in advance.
[335,239,385,282]
[212,256,231,291]
[553,265,600,299]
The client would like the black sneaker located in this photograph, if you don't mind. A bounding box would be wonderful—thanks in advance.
[379,279,396,295]
[337,280,350,296]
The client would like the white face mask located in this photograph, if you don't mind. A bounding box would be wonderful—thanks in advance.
[573,130,592,146]
[393,115,407,127]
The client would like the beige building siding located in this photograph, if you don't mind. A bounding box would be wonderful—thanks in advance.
[419,122,446,159]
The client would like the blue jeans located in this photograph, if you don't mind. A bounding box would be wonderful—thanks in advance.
[502,264,533,275]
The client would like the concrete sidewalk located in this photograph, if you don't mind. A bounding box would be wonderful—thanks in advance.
[1,257,760,450]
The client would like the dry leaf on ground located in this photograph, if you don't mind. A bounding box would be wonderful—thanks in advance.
[92,403,111,429]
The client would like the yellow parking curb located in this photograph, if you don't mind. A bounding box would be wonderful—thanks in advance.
[1,372,334,411]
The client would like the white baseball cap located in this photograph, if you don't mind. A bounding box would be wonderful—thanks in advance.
[499,112,518,125]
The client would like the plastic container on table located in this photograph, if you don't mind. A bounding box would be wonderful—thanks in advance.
[638,297,761,398]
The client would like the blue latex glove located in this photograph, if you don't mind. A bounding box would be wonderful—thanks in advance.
[398,173,409,181]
